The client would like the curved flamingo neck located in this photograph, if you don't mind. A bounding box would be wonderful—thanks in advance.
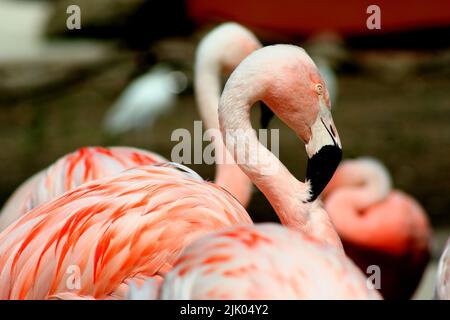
[194,45,252,207]
[218,72,342,250]
[194,56,221,130]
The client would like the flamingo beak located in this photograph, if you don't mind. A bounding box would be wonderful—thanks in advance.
[305,103,342,201]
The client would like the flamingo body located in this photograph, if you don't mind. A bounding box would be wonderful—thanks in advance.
[0,147,166,231]
[0,164,251,299]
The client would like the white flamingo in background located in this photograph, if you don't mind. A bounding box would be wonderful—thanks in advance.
[0,23,261,230]
[0,44,354,300]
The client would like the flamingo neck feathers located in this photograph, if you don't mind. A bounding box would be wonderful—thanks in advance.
[218,46,342,250]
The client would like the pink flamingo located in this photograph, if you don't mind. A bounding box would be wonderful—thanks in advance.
[0,23,260,231]
[0,147,165,231]
[435,238,450,299]
[321,157,432,299]
[129,224,381,299]
[0,44,345,299]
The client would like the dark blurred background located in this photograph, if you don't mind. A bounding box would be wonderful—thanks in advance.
[0,0,449,297]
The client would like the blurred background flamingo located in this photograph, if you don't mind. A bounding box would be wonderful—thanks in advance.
[0,147,166,231]
[321,157,432,299]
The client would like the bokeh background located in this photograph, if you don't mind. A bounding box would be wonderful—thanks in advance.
[0,0,449,298]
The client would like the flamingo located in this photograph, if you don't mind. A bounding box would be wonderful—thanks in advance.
[321,157,432,299]
[0,44,345,299]
[128,223,381,299]
[0,147,166,231]
[435,238,450,299]
[0,22,260,230]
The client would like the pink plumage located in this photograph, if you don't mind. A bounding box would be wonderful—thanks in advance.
[157,224,381,299]
[322,157,431,299]
[0,163,251,299]
[0,147,166,231]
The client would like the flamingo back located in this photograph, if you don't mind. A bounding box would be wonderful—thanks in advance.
[0,146,166,230]
[0,164,251,299]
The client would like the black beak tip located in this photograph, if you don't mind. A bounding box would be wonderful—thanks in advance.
[305,145,342,202]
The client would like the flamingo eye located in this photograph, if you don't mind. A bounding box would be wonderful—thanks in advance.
[315,83,323,95]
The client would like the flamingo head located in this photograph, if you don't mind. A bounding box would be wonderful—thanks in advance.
[216,23,262,74]
[258,45,342,201]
